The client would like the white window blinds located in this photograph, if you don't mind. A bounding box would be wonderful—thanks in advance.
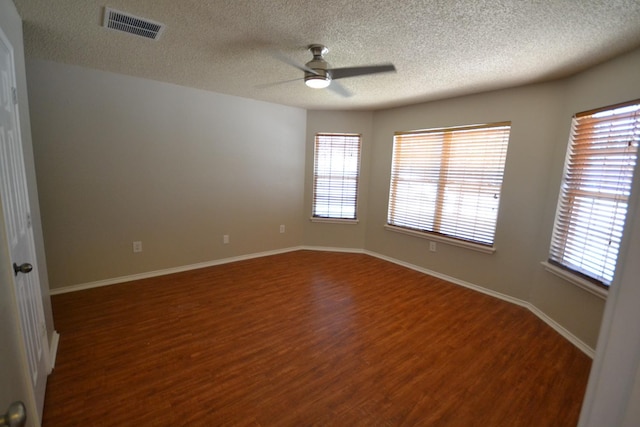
[312,133,362,220]
[388,123,511,246]
[549,101,640,287]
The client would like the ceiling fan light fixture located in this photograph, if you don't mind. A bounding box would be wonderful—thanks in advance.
[305,75,331,89]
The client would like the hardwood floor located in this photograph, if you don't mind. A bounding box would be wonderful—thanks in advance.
[43,251,591,426]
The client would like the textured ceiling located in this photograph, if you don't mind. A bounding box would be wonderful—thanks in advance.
[12,0,640,110]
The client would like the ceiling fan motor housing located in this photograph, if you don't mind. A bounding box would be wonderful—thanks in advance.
[305,44,331,85]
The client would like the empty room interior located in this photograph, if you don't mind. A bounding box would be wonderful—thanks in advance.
[1,0,640,426]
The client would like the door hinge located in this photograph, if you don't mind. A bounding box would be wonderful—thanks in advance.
[12,87,18,105]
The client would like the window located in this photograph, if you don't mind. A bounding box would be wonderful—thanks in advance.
[387,122,511,247]
[549,100,639,287]
[312,133,362,221]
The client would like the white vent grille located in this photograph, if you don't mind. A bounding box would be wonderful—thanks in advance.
[103,7,165,40]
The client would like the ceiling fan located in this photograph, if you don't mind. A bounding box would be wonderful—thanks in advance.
[272,44,396,97]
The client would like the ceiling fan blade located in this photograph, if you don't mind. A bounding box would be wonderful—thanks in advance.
[327,80,352,97]
[329,64,396,80]
[255,77,305,89]
[270,50,319,75]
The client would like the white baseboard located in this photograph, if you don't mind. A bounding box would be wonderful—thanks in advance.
[526,304,595,357]
[48,330,60,373]
[299,245,365,254]
[48,245,594,357]
[363,250,595,358]
[364,250,527,307]
[49,246,305,295]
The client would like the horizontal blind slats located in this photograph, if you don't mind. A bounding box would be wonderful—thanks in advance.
[388,123,510,246]
[312,133,361,219]
[549,101,639,286]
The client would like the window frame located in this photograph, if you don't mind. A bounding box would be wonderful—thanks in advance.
[311,132,362,223]
[386,122,511,251]
[547,99,640,290]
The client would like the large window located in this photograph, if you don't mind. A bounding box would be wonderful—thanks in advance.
[549,100,639,287]
[312,133,362,221]
[387,122,511,247]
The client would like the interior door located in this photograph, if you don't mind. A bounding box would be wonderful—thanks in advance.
[0,26,49,423]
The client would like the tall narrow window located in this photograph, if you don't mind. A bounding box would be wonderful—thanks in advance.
[387,122,511,247]
[312,133,362,220]
[549,100,640,287]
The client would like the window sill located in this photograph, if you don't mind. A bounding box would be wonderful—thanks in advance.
[540,261,608,300]
[384,224,496,254]
[310,217,359,224]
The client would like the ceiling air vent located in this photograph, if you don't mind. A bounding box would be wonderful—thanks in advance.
[103,7,165,40]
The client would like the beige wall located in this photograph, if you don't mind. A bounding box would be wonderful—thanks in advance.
[27,60,307,288]
[303,110,373,248]
[366,83,566,300]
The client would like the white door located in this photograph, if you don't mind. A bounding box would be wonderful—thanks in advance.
[0,26,49,422]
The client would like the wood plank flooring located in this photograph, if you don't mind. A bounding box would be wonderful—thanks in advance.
[43,251,591,426]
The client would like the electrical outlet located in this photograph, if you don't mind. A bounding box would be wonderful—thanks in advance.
[429,241,436,252]
[133,241,142,253]
[279,224,285,233]
[223,235,229,244]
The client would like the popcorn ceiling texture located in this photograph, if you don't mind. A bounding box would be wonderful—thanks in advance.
[12,0,640,110]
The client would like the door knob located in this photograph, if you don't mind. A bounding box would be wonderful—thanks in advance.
[0,401,26,427]
[12,263,32,276]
